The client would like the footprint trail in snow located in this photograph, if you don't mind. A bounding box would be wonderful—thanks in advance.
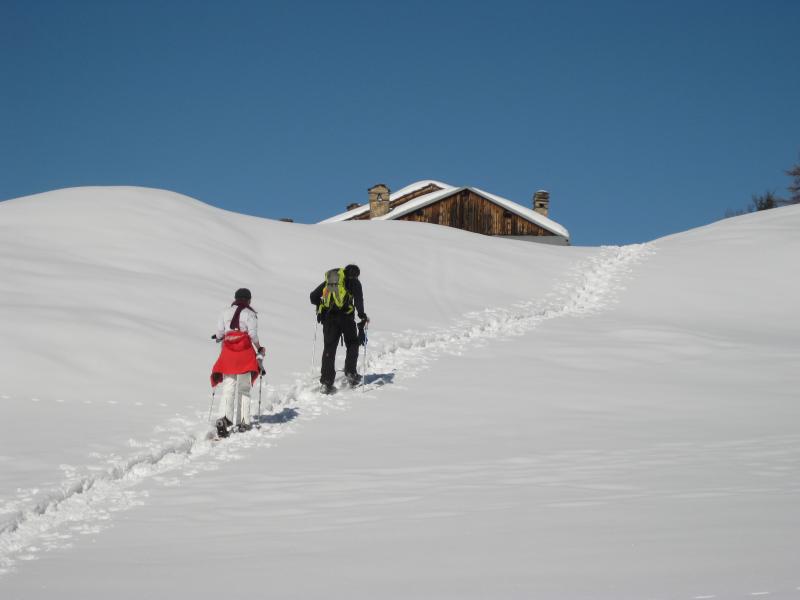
[0,243,653,576]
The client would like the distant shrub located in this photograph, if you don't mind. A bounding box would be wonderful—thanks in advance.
[725,152,800,217]
[751,190,780,211]
[724,207,749,218]
[785,156,800,205]
[724,191,777,218]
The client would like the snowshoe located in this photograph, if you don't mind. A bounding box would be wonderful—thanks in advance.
[320,383,337,395]
[216,417,232,439]
[237,423,253,433]
[345,372,362,386]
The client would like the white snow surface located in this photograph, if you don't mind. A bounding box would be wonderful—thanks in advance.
[1,186,799,599]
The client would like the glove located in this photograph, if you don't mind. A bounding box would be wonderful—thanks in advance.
[359,314,369,324]
[257,346,266,356]
[316,312,324,324]
[257,356,266,376]
[357,320,367,346]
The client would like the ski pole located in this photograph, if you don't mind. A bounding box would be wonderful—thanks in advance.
[208,335,221,423]
[361,322,369,390]
[256,358,264,429]
[207,387,216,423]
[310,320,319,372]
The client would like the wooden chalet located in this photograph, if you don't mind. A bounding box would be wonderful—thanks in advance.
[319,180,570,244]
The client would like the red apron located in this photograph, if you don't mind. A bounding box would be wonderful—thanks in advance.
[210,330,259,387]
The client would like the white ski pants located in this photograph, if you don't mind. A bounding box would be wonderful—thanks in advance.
[218,373,251,426]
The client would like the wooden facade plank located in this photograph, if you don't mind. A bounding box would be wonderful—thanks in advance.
[393,190,554,238]
[343,187,559,239]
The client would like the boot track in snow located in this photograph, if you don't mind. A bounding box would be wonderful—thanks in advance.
[0,243,653,576]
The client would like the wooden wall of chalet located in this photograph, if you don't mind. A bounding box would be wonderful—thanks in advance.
[396,190,555,237]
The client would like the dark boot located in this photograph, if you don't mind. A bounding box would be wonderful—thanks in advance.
[215,417,231,438]
[345,371,362,386]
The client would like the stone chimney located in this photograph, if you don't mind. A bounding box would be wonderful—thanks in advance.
[368,184,391,218]
[346,202,361,211]
[533,190,550,217]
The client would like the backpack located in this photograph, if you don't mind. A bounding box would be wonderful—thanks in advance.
[318,268,354,315]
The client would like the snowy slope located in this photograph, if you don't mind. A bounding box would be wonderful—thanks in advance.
[1,188,799,598]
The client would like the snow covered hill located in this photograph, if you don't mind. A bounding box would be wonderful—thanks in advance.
[1,187,799,598]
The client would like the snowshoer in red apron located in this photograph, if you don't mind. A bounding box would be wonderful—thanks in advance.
[211,288,265,437]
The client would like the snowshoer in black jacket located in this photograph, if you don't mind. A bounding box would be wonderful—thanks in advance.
[310,264,368,394]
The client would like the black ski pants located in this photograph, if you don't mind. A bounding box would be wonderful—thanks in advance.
[320,312,360,385]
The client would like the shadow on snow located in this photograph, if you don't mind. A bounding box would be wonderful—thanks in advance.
[258,407,300,424]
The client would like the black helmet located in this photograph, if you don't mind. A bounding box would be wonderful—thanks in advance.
[344,264,360,278]
[234,288,252,300]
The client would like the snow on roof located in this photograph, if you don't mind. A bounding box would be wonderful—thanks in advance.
[317,203,372,224]
[390,179,455,198]
[470,187,570,239]
[318,180,570,240]
[370,186,467,221]
[318,180,455,224]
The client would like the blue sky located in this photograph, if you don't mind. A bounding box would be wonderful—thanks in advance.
[2,0,798,245]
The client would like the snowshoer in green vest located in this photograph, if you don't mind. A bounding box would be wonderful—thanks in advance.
[309,264,368,394]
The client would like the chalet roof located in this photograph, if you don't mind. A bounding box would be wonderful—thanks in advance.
[318,180,454,224]
[319,179,569,240]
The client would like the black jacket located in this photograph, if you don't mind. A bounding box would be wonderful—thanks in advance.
[310,276,366,320]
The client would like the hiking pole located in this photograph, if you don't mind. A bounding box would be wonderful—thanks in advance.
[361,322,369,390]
[256,358,264,429]
[310,320,319,373]
[207,387,216,423]
[208,334,221,424]
[256,376,263,429]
